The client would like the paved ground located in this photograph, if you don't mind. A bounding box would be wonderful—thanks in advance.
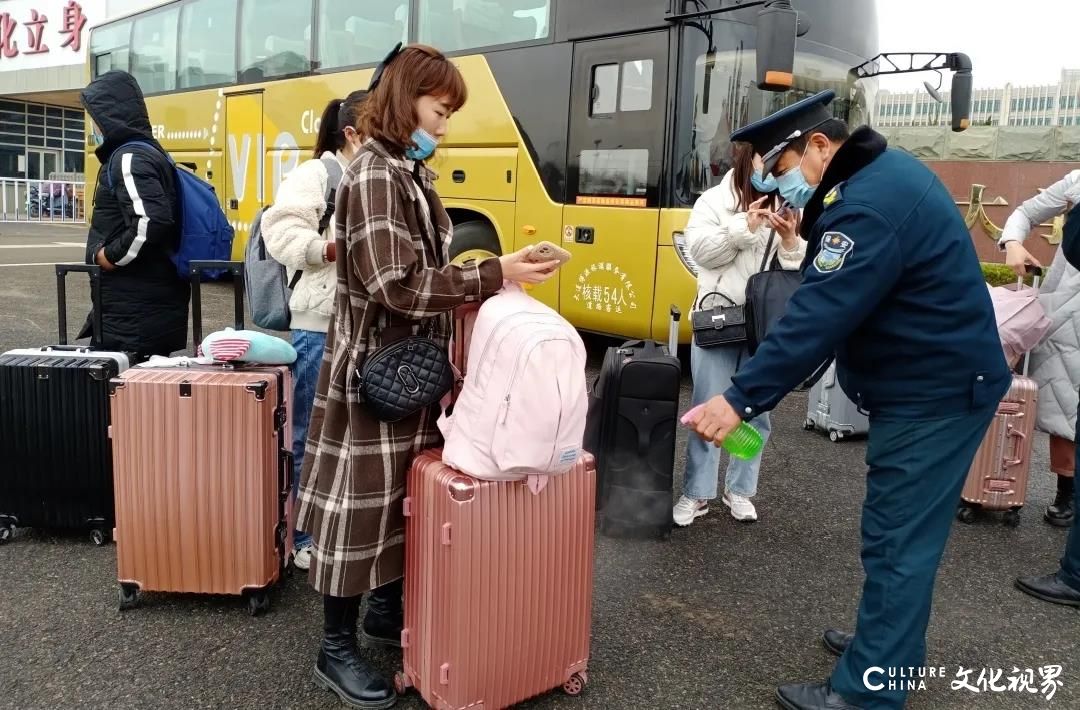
[1,222,1078,709]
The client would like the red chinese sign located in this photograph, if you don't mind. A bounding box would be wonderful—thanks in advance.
[0,1,86,60]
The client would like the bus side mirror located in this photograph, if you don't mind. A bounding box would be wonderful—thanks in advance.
[755,0,810,91]
[949,53,973,131]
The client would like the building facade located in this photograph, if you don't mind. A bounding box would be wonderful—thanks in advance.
[876,68,1080,128]
[0,0,160,180]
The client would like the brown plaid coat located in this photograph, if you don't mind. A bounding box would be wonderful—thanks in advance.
[297,139,503,597]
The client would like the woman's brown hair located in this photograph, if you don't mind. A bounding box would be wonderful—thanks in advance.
[357,45,468,156]
[729,140,777,213]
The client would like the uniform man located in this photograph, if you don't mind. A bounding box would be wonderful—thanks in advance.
[686,91,1010,710]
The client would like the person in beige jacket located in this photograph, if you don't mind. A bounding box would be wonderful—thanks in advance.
[261,91,366,570]
[675,142,805,526]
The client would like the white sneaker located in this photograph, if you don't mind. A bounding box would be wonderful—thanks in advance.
[673,495,709,527]
[722,491,758,522]
[293,543,314,571]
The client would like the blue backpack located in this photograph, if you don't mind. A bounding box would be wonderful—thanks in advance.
[106,140,234,280]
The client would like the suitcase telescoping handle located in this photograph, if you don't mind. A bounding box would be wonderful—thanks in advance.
[190,260,245,351]
[55,263,102,346]
[668,304,682,356]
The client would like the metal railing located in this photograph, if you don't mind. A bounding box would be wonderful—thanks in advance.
[0,178,86,223]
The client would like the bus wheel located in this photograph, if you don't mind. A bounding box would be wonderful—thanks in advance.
[449,220,502,266]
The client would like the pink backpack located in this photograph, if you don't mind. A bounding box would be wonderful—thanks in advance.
[438,284,588,492]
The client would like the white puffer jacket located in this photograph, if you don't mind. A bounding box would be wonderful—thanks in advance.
[999,169,1080,440]
[685,170,805,309]
[261,151,349,333]
[1027,250,1080,440]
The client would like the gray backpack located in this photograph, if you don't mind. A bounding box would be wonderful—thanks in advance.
[245,156,344,331]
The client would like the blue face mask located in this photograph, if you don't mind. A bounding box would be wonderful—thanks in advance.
[751,170,778,193]
[775,153,817,208]
[405,128,438,161]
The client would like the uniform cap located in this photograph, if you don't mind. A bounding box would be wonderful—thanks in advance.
[730,90,836,175]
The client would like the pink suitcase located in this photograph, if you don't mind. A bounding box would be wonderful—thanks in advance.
[109,261,293,615]
[395,450,596,708]
[959,268,1044,527]
[958,373,1038,527]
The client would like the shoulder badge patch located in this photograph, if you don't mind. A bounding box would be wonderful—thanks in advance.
[823,184,842,207]
[814,232,854,273]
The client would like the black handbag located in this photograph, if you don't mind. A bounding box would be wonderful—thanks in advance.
[356,166,453,422]
[690,291,747,348]
[744,229,802,355]
[358,323,454,423]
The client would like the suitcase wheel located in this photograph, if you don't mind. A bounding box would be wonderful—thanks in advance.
[829,430,842,442]
[0,524,12,545]
[247,590,270,617]
[1003,509,1021,528]
[562,671,588,697]
[90,528,110,547]
[956,506,977,525]
[118,584,139,611]
[393,672,409,696]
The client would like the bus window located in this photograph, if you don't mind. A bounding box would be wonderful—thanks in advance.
[677,44,875,200]
[318,0,408,71]
[578,148,650,200]
[620,60,654,112]
[131,7,179,94]
[239,0,312,82]
[590,65,618,116]
[418,0,550,53]
[179,0,238,90]
[89,20,132,79]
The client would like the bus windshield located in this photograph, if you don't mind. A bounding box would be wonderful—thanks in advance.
[675,27,877,203]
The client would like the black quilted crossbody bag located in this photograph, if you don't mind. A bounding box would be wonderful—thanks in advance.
[359,320,454,422]
[357,167,454,422]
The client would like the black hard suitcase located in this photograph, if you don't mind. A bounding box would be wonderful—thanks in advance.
[585,306,682,539]
[0,265,129,545]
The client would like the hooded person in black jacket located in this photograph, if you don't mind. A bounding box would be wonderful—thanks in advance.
[79,70,189,359]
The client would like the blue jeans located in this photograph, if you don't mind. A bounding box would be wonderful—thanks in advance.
[683,342,771,499]
[831,406,997,709]
[291,329,326,549]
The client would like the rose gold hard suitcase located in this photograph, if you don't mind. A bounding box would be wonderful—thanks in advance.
[395,450,596,709]
[110,261,293,614]
[958,373,1038,527]
[958,270,1043,527]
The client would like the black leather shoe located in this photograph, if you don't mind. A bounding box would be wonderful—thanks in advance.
[317,594,397,709]
[1015,573,1080,607]
[822,629,853,657]
[776,681,862,709]
[1045,489,1075,528]
[361,579,403,649]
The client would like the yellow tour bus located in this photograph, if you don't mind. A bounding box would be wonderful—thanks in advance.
[85,0,901,343]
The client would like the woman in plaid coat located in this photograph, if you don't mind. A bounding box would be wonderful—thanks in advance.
[296,45,559,709]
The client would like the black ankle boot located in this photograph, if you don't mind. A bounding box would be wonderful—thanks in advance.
[315,594,396,709]
[362,579,403,649]
[1045,476,1075,528]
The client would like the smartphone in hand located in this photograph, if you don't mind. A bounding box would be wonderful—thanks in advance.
[527,240,572,266]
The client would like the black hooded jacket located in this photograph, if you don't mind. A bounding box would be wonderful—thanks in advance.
[80,70,189,357]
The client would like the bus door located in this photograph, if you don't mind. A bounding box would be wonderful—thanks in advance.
[223,90,264,260]
[563,30,669,339]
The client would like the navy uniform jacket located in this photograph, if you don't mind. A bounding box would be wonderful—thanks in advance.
[724,127,1011,421]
